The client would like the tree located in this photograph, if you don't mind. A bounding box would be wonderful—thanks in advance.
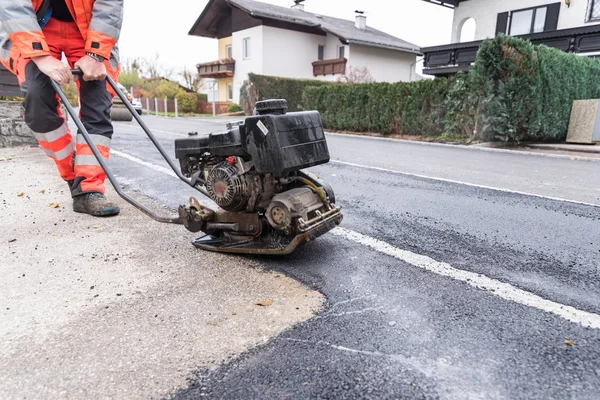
[140,54,174,80]
[118,58,143,89]
[337,66,374,84]
[181,67,203,92]
[153,80,183,100]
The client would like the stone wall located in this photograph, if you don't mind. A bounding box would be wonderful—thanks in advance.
[0,101,38,148]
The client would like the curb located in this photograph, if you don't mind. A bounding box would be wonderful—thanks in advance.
[524,144,600,155]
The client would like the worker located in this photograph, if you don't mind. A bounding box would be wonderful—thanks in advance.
[0,0,123,216]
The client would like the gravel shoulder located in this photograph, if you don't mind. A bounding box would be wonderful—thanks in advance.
[0,147,323,399]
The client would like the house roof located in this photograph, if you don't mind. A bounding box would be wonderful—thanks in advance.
[421,0,468,7]
[189,0,421,55]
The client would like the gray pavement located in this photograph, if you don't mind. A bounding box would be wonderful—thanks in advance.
[0,148,322,399]
[3,115,600,399]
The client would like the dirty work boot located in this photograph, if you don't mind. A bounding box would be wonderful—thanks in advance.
[73,193,120,217]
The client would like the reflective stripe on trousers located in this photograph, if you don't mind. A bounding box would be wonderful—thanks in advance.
[34,123,74,161]
[32,122,76,181]
[73,133,111,195]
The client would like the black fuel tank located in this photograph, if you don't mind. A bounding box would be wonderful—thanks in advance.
[241,111,329,177]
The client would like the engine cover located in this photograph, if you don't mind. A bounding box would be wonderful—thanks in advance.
[205,162,250,211]
[266,187,323,232]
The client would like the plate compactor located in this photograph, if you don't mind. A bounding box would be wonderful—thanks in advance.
[52,70,343,255]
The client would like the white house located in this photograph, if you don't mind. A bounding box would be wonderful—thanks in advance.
[189,0,422,104]
[421,0,600,75]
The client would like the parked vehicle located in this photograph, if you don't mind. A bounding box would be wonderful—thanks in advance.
[117,83,142,115]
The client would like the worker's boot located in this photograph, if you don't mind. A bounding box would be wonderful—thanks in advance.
[73,192,120,217]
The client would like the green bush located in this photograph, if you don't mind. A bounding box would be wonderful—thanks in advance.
[227,103,243,113]
[176,92,198,114]
[152,80,183,100]
[240,73,332,113]
[302,79,451,135]
[471,35,600,142]
[196,92,208,103]
[443,72,490,142]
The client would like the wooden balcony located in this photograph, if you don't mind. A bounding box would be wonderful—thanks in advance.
[422,25,600,76]
[196,59,235,79]
[0,65,20,97]
[312,58,347,77]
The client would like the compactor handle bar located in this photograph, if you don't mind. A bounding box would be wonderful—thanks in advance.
[50,68,205,224]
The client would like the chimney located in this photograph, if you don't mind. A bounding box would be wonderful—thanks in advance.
[292,1,304,11]
[355,13,366,30]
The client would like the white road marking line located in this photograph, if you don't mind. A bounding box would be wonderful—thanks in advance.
[331,159,600,208]
[111,150,177,178]
[111,124,600,208]
[331,227,600,329]
[113,125,188,137]
[111,149,600,329]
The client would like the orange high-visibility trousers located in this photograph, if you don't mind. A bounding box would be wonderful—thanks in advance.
[15,17,117,196]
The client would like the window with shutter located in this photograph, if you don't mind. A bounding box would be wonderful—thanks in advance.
[502,3,560,35]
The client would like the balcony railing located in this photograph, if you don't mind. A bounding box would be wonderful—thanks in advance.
[422,25,600,76]
[312,58,347,77]
[196,58,235,79]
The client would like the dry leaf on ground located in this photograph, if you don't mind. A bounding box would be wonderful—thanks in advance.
[564,339,576,347]
[17,192,24,197]
[0,157,13,161]
[256,299,274,307]
[40,189,46,194]
[49,203,60,209]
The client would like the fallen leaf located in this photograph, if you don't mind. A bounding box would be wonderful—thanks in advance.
[49,203,60,208]
[256,299,274,307]
[17,192,24,197]
[39,189,46,194]
[0,157,13,161]
[564,339,576,347]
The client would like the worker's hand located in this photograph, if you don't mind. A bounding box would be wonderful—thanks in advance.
[32,56,72,85]
[75,55,107,81]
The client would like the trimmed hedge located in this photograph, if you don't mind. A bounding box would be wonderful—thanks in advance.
[473,35,600,142]
[302,79,451,135]
[196,92,208,103]
[302,36,600,141]
[241,73,332,113]
[227,103,243,113]
[176,92,198,113]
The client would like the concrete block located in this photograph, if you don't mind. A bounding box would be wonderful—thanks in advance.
[0,101,37,148]
[566,100,600,144]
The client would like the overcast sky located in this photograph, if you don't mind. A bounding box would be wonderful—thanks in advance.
[118,0,455,76]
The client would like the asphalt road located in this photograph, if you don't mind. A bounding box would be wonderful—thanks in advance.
[106,116,600,399]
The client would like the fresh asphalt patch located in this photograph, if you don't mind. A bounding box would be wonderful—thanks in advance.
[103,119,600,398]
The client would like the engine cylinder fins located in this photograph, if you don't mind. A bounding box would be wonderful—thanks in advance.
[205,162,249,212]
